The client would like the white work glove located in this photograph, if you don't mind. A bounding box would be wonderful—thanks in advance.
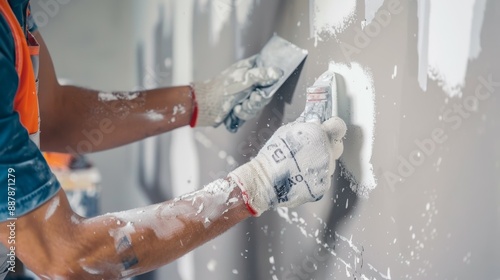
[228,117,347,216]
[190,55,283,132]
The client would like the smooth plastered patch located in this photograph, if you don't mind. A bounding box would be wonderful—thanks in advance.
[329,62,377,197]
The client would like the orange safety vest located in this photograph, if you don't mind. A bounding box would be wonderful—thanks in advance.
[0,0,40,147]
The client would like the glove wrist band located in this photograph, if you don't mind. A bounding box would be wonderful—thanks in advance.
[188,84,198,127]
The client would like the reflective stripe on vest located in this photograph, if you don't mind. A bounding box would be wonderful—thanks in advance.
[0,0,40,147]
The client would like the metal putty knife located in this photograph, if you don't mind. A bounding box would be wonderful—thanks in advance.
[224,35,308,132]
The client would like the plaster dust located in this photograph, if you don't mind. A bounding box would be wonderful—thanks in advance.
[329,62,377,197]
[144,110,164,121]
[108,178,237,239]
[275,208,391,279]
[310,0,357,45]
[417,0,486,97]
[98,91,140,102]
[391,65,398,80]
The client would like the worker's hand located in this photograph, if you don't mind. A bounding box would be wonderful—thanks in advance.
[228,117,347,216]
[191,55,283,132]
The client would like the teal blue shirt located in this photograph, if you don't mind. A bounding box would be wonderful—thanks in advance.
[0,0,61,222]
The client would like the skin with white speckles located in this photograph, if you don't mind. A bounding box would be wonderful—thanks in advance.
[144,110,164,121]
[98,91,140,101]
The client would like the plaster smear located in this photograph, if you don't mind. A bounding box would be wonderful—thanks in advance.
[144,110,164,122]
[44,196,60,221]
[417,0,486,97]
[98,91,140,102]
[329,62,377,197]
[209,0,231,45]
[364,0,385,26]
[469,0,487,60]
[235,0,255,27]
[198,0,256,50]
[310,0,357,45]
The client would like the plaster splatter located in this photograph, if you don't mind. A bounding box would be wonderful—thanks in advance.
[144,110,164,121]
[207,259,217,271]
[173,104,187,115]
[98,91,140,102]
[310,0,357,45]
[391,65,398,80]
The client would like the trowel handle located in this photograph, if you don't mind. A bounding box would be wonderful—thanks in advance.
[300,70,336,123]
[223,112,246,133]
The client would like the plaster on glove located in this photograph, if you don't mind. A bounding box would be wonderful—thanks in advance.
[190,55,282,131]
[228,117,347,216]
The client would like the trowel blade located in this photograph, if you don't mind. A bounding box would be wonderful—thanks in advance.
[256,34,308,99]
[225,35,308,132]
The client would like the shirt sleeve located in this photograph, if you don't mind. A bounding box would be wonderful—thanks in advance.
[0,15,60,222]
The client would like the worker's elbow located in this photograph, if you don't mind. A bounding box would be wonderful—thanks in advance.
[29,262,77,279]
[24,245,93,279]
[35,262,101,280]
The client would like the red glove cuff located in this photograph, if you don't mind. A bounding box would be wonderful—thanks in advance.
[189,85,198,127]
[241,190,259,216]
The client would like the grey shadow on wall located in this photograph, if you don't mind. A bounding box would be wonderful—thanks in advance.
[134,4,180,280]
[136,3,174,205]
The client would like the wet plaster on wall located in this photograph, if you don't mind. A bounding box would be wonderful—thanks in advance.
[310,0,357,46]
[417,0,487,97]
[329,62,377,197]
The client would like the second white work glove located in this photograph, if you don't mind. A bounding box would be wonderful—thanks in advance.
[190,55,283,132]
[228,117,347,216]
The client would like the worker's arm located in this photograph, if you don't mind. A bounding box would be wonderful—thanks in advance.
[36,32,282,153]
[0,117,346,279]
[0,180,250,279]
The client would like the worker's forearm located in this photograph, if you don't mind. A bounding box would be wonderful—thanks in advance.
[6,178,249,279]
[77,178,248,278]
[40,85,194,153]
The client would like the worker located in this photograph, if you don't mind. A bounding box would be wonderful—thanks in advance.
[0,0,347,278]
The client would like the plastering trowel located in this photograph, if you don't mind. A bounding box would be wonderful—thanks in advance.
[224,35,308,132]
[297,70,338,123]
